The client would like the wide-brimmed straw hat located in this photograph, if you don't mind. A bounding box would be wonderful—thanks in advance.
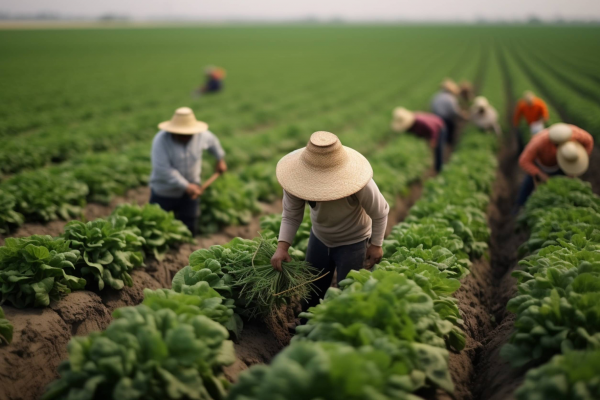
[441,79,460,95]
[158,107,208,135]
[276,131,373,202]
[548,123,572,145]
[558,141,588,176]
[391,107,416,132]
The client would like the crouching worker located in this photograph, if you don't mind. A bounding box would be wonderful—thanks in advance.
[149,107,227,235]
[197,65,226,95]
[516,123,593,208]
[271,131,389,314]
[392,107,446,172]
[431,78,468,145]
[513,90,550,153]
[470,96,501,135]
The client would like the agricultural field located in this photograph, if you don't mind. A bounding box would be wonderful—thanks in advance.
[1,24,600,400]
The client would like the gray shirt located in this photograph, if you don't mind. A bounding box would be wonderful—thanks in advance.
[149,130,225,198]
[430,91,461,119]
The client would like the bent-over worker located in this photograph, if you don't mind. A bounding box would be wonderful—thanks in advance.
[431,79,468,145]
[459,81,474,109]
[470,96,501,136]
[516,123,593,208]
[513,91,550,152]
[392,107,447,172]
[271,131,389,314]
[197,66,226,95]
[149,107,227,235]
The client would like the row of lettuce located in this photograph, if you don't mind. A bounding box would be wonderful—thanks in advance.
[36,127,498,399]
[501,176,600,399]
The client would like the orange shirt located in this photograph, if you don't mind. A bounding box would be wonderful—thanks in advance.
[513,98,550,126]
[519,125,594,176]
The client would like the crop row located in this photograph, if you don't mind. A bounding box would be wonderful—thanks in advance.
[500,176,600,399]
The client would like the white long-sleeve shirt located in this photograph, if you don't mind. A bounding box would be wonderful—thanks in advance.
[279,179,389,247]
[470,105,501,135]
[149,130,225,198]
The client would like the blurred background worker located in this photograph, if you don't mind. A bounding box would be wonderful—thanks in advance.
[149,107,227,235]
[470,96,501,135]
[271,131,389,318]
[513,90,550,153]
[430,78,468,145]
[459,80,474,109]
[391,107,446,172]
[516,123,593,208]
[195,65,226,96]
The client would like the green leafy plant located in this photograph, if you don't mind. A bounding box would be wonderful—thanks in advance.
[43,305,235,400]
[515,351,600,400]
[112,203,194,260]
[0,306,13,345]
[259,209,312,258]
[62,216,145,291]
[0,235,84,308]
[0,190,24,235]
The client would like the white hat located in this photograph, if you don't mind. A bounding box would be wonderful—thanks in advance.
[548,123,573,145]
[557,141,589,176]
[473,96,489,108]
[391,107,416,132]
[158,107,208,135]
[276,131,373,202]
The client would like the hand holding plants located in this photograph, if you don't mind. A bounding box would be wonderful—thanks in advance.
[271,241,291,271]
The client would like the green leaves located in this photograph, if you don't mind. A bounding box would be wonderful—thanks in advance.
[0,306,13,345]
[43,305,234,400]
[0,189,24,235]
[62,216,145,291]
[0,235,84,307]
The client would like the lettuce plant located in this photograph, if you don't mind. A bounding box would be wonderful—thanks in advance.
[43,305,235,400]
[62,216,145,291]
[0,306,13,345]
[0,190,24,235]
[0,235,84,307]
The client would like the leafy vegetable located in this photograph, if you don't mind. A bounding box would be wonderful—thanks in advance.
[259,209,312,258]
[43,305,235,400]
[0,189,24,235]
[0,235,84,307]
[0,306,13,345]
[112,203,194,260]
[62,216,145,291]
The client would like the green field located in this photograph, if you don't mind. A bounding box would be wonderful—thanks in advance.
[1,25,600,400]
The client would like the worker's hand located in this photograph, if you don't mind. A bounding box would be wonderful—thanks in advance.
[534,172,549,187]
[271,242,292,272]
[186,183,202,200]
[365,245,383,269]
[216,159,228,174]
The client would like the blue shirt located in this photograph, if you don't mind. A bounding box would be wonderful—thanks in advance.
[149,130,225,198]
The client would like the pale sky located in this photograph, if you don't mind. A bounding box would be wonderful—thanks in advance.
[1,0,599,21]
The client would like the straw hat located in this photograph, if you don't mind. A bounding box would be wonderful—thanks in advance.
[557,141,588,176]
[158,107,208,135]
[391,107,416,132]
[276,131,373,202]
[548,123,572,145]
[441,79,460,95]
[473,96,489,108]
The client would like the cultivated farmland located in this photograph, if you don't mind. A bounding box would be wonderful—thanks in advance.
[1,25,600,400]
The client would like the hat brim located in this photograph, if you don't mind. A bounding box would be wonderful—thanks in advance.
[557,145,589,177]
[276,146,373,202]
[158,120,209,135]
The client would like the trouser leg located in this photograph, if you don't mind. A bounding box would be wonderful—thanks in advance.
[149,190,178,212]
[444,118,456,145]
[516,174,535,208]
[515,127,525,154]
[303,231,335,313]
[435,128,447,172]
[178,194,200,236]
[331,239,368,285]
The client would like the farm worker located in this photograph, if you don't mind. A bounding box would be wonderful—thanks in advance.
[513,91,550,152]
[459,81,474,108]
[271,131,389,314]
[391,107,446,172]
[196,65,226,95]
[470,96,501,135]
[430,78,468,145]
[149,107,227,235]
[516,123,593,207]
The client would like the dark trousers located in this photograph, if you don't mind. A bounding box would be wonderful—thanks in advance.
[149,190,199,235]
[435,127,447,173]
[516,169,565,208]
[515,127,525,155]
[442,118,456,145]
[303,231,368,314]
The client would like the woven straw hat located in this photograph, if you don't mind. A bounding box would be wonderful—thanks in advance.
[391,107,416,132]
[548,123,572,145]
[158,107,208,135]
[276,131,373,202]
[441,79,460,95]
[558,141,588,176]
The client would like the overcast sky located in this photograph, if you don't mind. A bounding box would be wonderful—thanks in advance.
[1,0,599,21]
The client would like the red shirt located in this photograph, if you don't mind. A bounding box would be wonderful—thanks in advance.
[408,112,444,146]
[513,98,549,126]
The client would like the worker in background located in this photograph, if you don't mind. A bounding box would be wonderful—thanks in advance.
[271,131,389,319]
[459,81,474,109]
[391,107,446,172]
[149,107,227,235]
[513,90,550,153]
[195,66,226,96]
[470,96,501,135]
[431,78,468,145]
[516,123,592,208]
